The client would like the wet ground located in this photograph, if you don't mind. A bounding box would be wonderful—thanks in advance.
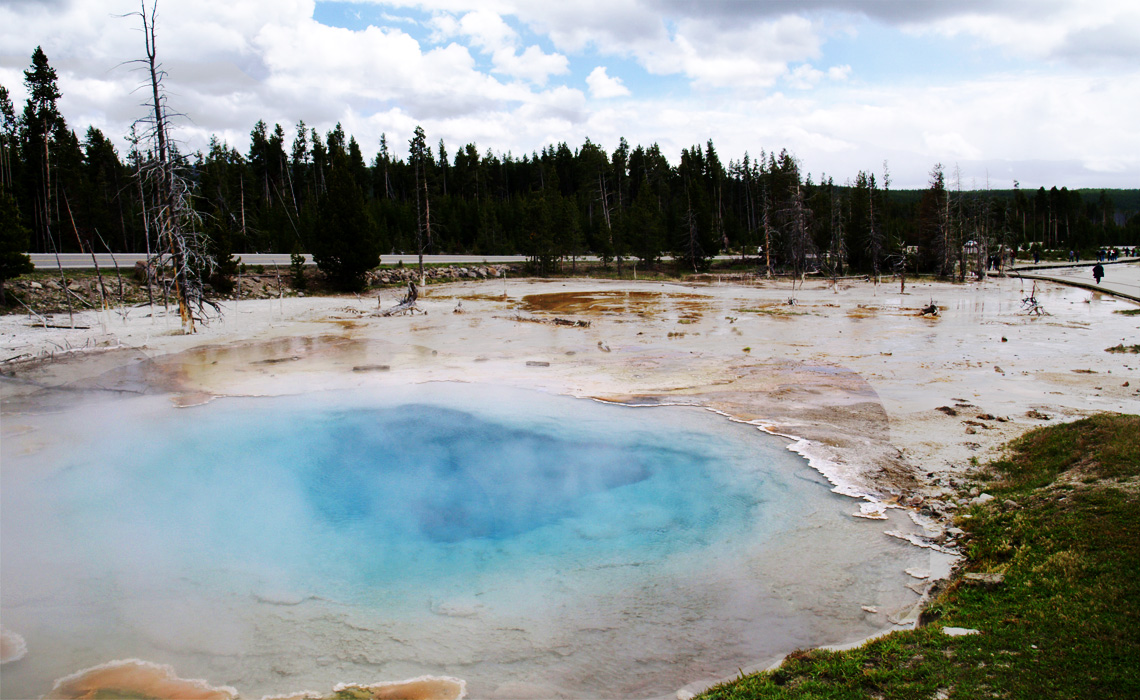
[2,273,1138,699]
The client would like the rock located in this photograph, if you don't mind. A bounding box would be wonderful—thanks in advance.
[1026,409,1051,420]
[946,527,966,537]
[525,361,550,367]
[1002,499,1020,510]
[942,627,981,637]
[254,590,311,605]
[0,628,27,664]
[936,406,958,416]
[29,281,42,289]
[971,493,995,506]
[963,572,1004,586]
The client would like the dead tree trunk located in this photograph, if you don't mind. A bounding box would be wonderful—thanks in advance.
[377,281,424,316]
[133,0,216,332]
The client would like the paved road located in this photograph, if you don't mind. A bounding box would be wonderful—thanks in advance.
[29,253,533,270]
[29,252,746,270]
[1010,258,1140,303]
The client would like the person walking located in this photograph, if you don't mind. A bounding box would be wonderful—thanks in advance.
[1093,263,1105,285]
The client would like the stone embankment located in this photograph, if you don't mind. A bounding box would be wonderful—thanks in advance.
[367,264,516,285]
[2,264,522,314]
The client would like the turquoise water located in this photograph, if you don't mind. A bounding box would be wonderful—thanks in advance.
[1,383,926,699]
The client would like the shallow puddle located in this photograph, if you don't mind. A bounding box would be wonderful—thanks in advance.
[520,290,711,317]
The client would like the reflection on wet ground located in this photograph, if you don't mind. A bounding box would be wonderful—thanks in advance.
[519,294,720,328]
[0,336,420,411]
[44,661,238,700]
[520,290,710,318]
[41,660,465,700]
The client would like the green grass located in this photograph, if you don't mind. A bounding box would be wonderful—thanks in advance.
[1105,344,1140,354]
[1113,308,1140,316]
[698,414,1140,700]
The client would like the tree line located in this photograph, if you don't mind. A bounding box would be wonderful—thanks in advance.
[3,46,1138,294]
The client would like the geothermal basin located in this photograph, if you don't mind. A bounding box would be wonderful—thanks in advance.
[2,380,933,699]
[4,273,1136,698]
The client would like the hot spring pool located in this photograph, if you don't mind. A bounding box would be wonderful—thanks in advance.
[1,383,929,699]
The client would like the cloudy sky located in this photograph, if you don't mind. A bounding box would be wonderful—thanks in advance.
[2,0,1137,189]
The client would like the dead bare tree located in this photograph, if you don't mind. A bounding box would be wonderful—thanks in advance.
[779,180,815,293]
[761,184,775,278]
[826,177,847,289]
[410,126,432,288]
[377,281,425,316]
[128,0,217,333]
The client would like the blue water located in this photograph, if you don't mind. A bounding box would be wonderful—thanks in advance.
[56,391,761,598]
[1,383,923,699]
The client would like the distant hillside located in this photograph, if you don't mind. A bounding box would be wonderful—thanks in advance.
[887,188,1140,216]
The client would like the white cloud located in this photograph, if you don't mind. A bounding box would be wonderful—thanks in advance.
[430,8,567,84]
[490,45,568,85]
[1,0,1136,188]
[922,131,983,161]
[784,63,851,90]
[896,0,1140,67]
[586,66,630,98]
[787,64,825,90]
[456,8,517,51]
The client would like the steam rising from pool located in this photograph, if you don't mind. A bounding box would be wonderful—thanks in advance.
[2,383,929,699]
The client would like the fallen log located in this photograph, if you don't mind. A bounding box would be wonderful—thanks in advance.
[497,314,591,328]
[376,281,426,317]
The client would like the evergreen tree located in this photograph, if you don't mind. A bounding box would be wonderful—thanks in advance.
[629,185,664,264]
[21,46,67,253]
[775,154,814,285]
[408,125,432,282]
[0,85,17,191]
[918,164,952,275]
[312,152,378,290]
[524,191,554,274]
[674,145,717,271]
[0,191,35,305]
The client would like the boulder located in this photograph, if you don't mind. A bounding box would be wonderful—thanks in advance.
[963,572,1004,586]
[971,493,995,506]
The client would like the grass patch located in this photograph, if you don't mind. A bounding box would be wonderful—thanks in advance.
[1113,308,1140,316]
[1105,344,1140,354]
[698,414,1140,700]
